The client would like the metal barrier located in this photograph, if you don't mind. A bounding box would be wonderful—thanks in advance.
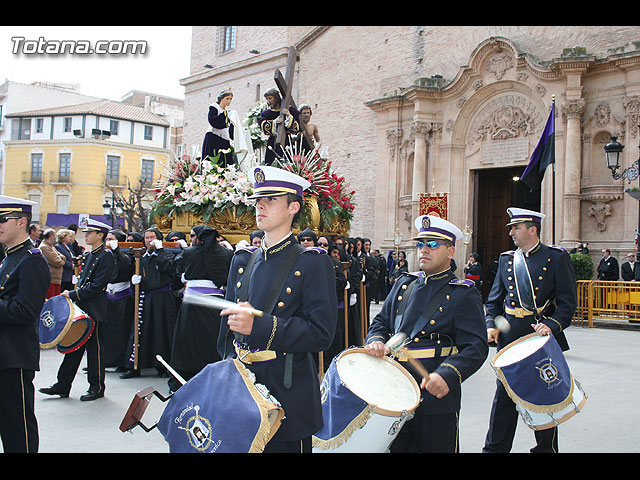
[573,280,640,327]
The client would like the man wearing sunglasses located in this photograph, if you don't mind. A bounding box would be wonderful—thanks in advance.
[0,196,50,452]
[365,215,488,453]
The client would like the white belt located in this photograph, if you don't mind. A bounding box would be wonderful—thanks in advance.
[184,279,224,297]
[106,281,131,295]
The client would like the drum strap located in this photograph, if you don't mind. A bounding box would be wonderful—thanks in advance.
[393,278,418,333]
[408,283,455,340]
[236,242,305,389]
[513,249,537,312]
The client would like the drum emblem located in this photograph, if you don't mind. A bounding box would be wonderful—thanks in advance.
[177,405,219,452]
[41,310,55,329]
[537,359,559,386]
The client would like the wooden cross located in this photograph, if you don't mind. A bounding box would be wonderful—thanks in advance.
[274,46,314,150]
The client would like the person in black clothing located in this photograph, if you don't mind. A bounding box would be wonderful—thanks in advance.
[621,253,638,281]
[169,224,233,392]
[464,252,483,291]
[103,229,134,371]
[120,227,177,379]
[218,165,336,453]
[40,219,116,401]
[365,214,488,453]
[597,248,619,281]
[484,208,577,453]
[0,196,50,452]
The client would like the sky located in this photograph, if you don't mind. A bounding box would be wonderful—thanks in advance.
[1,26,192,101]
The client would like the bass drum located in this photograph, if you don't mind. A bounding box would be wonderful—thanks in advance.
[313,348,421,453]
[39,295,95,354]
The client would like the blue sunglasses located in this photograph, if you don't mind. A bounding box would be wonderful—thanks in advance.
[416,240,449,250]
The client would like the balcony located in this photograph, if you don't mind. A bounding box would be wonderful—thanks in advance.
[49,171,73,184]
[22,171,45,184]
[103,174,128,187]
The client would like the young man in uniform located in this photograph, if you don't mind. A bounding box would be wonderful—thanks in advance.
[483,207,577,453]
[40,218,116,401]
[218,165,337,453]
[0,196,50,452]
[365,215,488,453]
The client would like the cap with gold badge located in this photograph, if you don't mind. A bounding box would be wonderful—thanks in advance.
[506,207,545,226]
[413,215,463,244]
[248,165,311,199]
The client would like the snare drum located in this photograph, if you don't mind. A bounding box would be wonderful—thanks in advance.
[39,295,95,354]
[491,333,587,430]
[312,348,420,453]
[156,359,283,453]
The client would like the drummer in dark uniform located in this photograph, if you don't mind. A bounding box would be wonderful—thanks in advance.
[0,196,50,452]
[482,207,577,453]
[169,224,233,392]
[40,218,116,401]
[218,165,337,453]
[365,215,488,453]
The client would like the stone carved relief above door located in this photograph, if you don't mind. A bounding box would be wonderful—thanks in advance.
[469,95,544,145]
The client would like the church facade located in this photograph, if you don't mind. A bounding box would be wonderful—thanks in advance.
[181,26,640,279]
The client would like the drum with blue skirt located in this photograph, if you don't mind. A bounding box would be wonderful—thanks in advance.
[39,295,95,354]
[312,348,420,453]
[491,333,587,430]
[156,359,284,453]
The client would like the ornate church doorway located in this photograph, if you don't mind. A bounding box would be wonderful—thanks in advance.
[473,166,540,300]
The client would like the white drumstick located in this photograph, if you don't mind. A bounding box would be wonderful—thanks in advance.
[156,355,187,386]
[494,315,511,333]
[182,294,264,317]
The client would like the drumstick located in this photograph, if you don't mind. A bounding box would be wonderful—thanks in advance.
[182,294,263,317]
[156,355,187,386]
[406,356,430,381]
[386,332,430,381]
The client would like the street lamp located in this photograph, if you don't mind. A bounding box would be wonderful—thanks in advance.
[604,133,640,250]
[103,197,122,229]
[463,224,473,247]
[394,226,402,255]
[604,136,627,177]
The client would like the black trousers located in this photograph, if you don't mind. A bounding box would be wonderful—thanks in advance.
[0,368,38,453]
[55,322,105,394]
[483,378,559,453]
[389,411,459,453]
[263,436,312,453]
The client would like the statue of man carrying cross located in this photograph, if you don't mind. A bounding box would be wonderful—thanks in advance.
[259,46,314,165]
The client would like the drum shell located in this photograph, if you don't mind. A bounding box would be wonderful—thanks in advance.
[313,348,421,453]
[39,295,95,354]
[491,333,586,430]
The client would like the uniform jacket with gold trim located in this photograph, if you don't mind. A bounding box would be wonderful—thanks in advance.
[68,243,116,325]
[485,242,577,351]
[218,233,337,441]
[0,239,50,371]
[366,268,488,415]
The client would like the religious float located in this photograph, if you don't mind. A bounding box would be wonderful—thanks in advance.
[149,143,355,243]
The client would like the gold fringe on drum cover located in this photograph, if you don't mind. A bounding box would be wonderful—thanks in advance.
[311,404,376,451]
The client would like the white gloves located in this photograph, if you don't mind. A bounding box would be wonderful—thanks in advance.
[107,239,118,250]
[131,274,142,285]
[177,239,188,248]
[71,275,78,285]
[345,281,350,290]
[151,239,163,249]
[349,293,357,306]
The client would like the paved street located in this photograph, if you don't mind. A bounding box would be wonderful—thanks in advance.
[5,303,640,453]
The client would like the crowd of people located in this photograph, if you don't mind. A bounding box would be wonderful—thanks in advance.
[0,159,589,455]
